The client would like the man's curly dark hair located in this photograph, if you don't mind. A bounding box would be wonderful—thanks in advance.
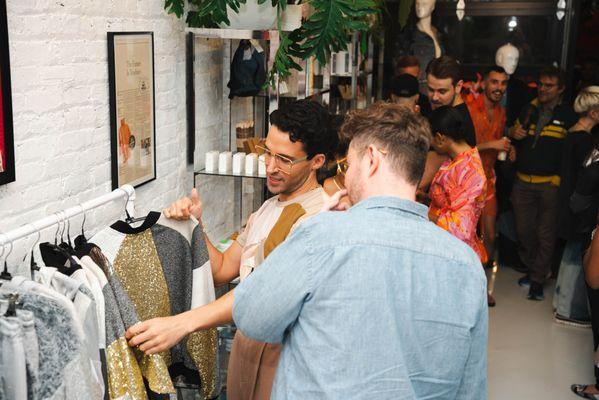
[269,100,339,160]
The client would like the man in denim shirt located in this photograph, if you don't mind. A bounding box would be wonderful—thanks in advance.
[233,103,488,399]
[127,103,488,399]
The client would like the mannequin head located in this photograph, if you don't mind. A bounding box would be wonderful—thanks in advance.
[495,44,519,75]
[415,0,436,19]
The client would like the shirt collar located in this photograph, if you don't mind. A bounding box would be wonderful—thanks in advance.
[276,187,323,207]
[351,196,429,220]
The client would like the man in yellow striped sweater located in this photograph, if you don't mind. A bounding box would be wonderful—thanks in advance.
[509,66,577,301]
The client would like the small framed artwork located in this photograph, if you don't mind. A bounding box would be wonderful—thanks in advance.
[0,0,15,186]
[108,32,156,190]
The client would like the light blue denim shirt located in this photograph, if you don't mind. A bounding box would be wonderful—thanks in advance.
[233,196,488,400]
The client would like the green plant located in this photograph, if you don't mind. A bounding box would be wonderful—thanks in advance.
[165,0,380,85]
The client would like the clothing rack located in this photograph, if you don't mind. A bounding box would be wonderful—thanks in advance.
[0,184,136,248]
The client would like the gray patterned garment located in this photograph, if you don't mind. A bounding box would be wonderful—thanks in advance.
[0,284,97,400]
[90,213,219,399]
[6,309,41,400]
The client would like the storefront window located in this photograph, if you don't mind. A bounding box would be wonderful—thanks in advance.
[436,14,565,67]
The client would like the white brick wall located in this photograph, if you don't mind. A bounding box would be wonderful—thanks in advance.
[0,0,195,262]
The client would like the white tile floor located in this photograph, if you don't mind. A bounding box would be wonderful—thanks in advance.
[488,267,594,399]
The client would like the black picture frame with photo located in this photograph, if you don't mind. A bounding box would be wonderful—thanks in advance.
[0,0,15,186]
[107,31,157,190]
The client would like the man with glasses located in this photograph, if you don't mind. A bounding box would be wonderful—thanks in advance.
[126,99,337,400]
[127,103,488,399]
[509,66,577,300]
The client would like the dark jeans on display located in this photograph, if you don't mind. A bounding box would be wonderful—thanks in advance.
[511,180,559,284]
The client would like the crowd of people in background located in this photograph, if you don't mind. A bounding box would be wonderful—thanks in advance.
[325,54,599,397]
[124,55,599,399]
[388,55,599,398]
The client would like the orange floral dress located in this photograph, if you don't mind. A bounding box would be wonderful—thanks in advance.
[428,147,488,263]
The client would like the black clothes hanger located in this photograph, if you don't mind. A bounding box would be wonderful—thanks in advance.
[23,229,41,274]
[58,216,75,255]
[74,205,88,249]
[39,242,70,268]
[112,211,161,234]
[41,212,71,267]
[0,262,12,281]
[121,188,146,225]
[0,240,14,281]
[3,293,20,317]
[39,242,81,276]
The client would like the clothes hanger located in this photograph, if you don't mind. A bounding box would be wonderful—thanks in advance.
[3,293,20,317]
[22,227,41,274]
[0,234,14,281]
[79,204,87,241]
[59,215,75,254]
[40,212,72,269]
[123,188,140,224]
[53,211,63,246]
[74,204,91,251]
[122,187,156,225]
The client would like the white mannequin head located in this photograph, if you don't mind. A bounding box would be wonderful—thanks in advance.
[415,0,436,19]
[495,43,519,75]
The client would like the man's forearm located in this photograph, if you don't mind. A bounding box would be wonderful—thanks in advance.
[476,143,492,152]
[185,290,234,333]
[203,231,225,276]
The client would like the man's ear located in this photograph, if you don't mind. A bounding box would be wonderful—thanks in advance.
[557,83,566,95]
[311,154,326,170]
[366,145,382,176]
[435,132,445,145]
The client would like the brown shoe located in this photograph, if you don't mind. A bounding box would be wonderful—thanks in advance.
[487,293,496,307]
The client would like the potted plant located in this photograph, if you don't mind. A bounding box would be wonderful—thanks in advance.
[164,0,381,84]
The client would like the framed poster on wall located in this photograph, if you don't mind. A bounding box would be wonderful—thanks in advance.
[0,0,15,186]
[108,32,156,190]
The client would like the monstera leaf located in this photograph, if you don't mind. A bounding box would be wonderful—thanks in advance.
[165,0,381,86]
[296,0,377,62]
[165,0,185,17]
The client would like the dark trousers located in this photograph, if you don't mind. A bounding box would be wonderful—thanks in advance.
[587,284,599,386]
[510,180,559,284]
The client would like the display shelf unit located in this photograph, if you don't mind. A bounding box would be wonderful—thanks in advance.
[187,28,332,232]
[329,33,385,115]
[194,169,267,179]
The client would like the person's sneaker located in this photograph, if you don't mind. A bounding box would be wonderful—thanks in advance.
[554,313,592,328]
[487,293,496,307]
[518,275,530,287]
[527,282,544,301]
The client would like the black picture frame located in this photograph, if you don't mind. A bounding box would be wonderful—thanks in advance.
[186,32,195,165]
[108,32,157,190]
[0,0,15,186]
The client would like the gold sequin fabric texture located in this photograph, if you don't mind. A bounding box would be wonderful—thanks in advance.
[106,337,148,400]
[187,328,219,399]
[113,230,175,394]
